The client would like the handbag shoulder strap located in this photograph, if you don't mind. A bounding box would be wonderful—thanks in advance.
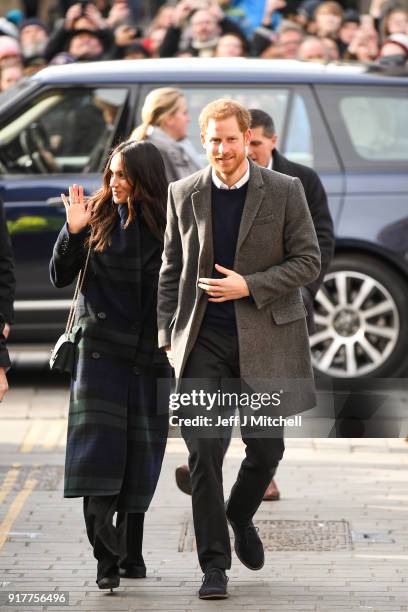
[65,232,93,334]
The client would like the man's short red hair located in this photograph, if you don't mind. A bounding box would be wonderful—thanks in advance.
[199,98,251,135]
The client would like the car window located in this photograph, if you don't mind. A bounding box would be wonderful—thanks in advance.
[137,86,290,167]
[284,87,339,172]
[316,85,408,170]
[284,93,313,167]
[0,78,36,111]
[340,96,408,161]
[0,87,128,175]
[137,84,339,172]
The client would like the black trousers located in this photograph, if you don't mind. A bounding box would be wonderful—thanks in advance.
[180,326,285,572]
[83,495,145,580]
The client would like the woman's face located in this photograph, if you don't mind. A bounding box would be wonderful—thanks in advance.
[109,153,132,204]
[387,11,408,35]
[164,97,190,140]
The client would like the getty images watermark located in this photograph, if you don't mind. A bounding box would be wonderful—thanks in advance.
[168,389,302,428]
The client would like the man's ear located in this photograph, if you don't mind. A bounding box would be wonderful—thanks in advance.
[244,128,252,146]
[271,133,278,150]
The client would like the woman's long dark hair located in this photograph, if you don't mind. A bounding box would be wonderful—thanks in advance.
[88,140,168,252]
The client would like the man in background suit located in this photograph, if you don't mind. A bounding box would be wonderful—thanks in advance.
[0,197,15,401]
[174,108,335,502]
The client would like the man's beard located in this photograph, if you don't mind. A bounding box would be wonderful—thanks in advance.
[214,149,246,176]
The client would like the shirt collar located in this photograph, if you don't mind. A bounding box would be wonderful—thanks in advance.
[212,159,250,190]
[267,156,273,171]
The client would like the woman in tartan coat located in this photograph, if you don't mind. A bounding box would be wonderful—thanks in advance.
[50,140,170,591]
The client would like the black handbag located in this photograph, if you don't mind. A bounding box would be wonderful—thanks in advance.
[49,238,92,374]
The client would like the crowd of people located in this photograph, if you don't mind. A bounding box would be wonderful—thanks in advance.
[0,0,407,91]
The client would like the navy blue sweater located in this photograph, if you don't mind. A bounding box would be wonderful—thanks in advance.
[202,182,248,332]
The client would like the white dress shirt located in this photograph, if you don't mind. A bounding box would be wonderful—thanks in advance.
[211,160,250,190]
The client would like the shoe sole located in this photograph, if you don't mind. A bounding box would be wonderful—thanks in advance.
[119,573,146,579]
[199,593,229,599]
[97,581,120,591]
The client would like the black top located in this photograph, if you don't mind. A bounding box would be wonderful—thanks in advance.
[202,181,248,332]
[50,201,166,367]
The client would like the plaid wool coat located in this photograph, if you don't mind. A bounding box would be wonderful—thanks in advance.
[50,205,170,512]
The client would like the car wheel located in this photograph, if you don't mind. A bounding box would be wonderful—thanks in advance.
[310,254,408,379]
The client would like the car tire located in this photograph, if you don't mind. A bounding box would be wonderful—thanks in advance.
[310,253,408,379]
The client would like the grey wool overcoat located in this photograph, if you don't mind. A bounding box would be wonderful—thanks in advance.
[157,159,321,414]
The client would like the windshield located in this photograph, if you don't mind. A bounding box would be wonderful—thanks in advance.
[0,78,37,112]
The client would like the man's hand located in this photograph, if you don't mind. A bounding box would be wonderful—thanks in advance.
[263,0,286,23]
[0,367,8,402]
[164,345,175,368]
[84,3,107,29]
[198,264,250,302]
[64,3,83,29]
[114,24,138,47]
[207,0,224,21]
[172,0,194,27]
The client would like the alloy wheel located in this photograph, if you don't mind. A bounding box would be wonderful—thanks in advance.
[310,270,400,378]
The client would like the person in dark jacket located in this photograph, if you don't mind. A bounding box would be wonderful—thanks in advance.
[50,140,171,591]
[0,197,15,402]
[247,108,335,327]
[174,107,334,502]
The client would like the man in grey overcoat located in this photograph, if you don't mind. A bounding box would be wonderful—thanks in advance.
[157,99,321,599]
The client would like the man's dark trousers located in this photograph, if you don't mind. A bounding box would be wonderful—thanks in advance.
[180,325,285,572]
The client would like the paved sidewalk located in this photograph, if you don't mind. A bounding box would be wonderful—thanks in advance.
[0,383,408,611]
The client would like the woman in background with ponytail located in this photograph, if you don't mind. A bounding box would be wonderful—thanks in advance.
[130,87,201,182]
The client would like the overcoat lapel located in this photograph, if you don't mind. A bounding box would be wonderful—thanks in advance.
[191,164,214,276]
[190,160,267,271]
[235,159,265,254]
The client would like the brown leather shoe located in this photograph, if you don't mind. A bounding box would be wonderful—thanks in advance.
[263,478,280,501]
[175,464,191,496]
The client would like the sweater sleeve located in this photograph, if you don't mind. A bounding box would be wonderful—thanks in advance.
[50,223,88,289]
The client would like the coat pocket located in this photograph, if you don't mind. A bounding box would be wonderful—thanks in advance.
[252,213,275,226]
[271,302,307,325]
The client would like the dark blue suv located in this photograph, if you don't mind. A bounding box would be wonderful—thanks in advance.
[0,58,407,380]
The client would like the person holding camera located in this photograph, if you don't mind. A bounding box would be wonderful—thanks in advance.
[44,1,113,63]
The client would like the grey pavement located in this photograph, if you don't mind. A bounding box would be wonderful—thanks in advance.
[0,376,408,611]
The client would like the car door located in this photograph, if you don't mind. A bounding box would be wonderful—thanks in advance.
[310,84,408,379]
[0,85,131,343]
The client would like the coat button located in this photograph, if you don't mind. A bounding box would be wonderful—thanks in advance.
[97,312,107,320]
[91,352,100,359]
